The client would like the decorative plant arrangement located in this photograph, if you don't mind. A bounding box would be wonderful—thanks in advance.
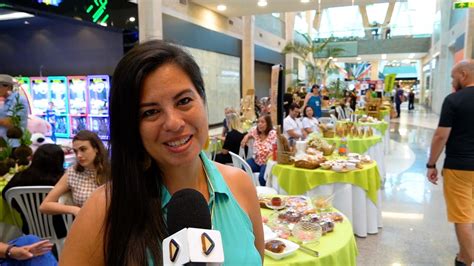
[0,93,32,176]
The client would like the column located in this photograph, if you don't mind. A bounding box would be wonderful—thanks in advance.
[285,12,296,89]
[138,0,163,42]
[370,61,379,81]
[242,15,256,121]
[359,4,372,39]
[463,8,474,59]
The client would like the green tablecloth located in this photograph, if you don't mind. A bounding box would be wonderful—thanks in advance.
[272,162,381,204]
[357,121,388,135]
[0,179,22,227]
[262,208,358,266]
[323,135,382,154]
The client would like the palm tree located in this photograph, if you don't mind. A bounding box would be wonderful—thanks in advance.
[282,34,344,85]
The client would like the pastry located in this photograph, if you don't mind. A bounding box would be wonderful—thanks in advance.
[265,240,286,253]
[271,197,282,207]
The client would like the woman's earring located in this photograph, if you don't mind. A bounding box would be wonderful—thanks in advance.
[203,137,210,150]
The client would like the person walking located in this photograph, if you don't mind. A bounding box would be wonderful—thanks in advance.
[408,89,415,111]
[394,84,404,118]
[426,60,474,266]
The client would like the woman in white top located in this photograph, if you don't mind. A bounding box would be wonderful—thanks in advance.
[301,106,320,135]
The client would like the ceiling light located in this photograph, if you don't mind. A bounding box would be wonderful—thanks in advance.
[129,16,136,22]
[217,4,227,11]
[258,0,268,7]
[408,53,415,58]
[381,54,387,60]
[0,12,34,21]
[301,0,310,3]
[356,57,362,61]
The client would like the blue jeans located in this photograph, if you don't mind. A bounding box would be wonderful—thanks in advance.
[0,235,58,265]
[247,158,267,186]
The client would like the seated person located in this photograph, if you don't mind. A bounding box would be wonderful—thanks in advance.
[40,130,109,217]
[241,115,276,186]
[283,103,306,144]
[301,106,320,135]
[0,235,56,265]
[215,113,246,164]
[335,99,353,120]
[2,144,67,238]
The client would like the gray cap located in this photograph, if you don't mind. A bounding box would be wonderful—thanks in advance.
[0,74,14,86]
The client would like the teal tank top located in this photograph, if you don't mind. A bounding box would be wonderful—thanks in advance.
[150,151,262,265]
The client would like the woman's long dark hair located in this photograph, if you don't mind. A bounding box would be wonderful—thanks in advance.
[106,40,206,265]
[21,144,64,182]
[72,130,110,185]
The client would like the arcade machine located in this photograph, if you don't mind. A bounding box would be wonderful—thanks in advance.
[15,77,31,95]
[67,76,88,137]
[87,75,110,140]
[48,76,70,138]
[30,77,49,115]
[15,76,33,113]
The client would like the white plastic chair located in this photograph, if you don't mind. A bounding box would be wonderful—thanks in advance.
[5,186,67,255]
[58,191,74,232]
[228,152,277,195]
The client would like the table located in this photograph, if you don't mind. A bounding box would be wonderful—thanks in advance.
[0,179,23,242]
[264,161,383,237]
[323,136,386,183]
[261,208,358,265]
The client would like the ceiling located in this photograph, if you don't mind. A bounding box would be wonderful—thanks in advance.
[191,0,398,17]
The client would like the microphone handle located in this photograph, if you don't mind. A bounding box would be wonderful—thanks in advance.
[184,263,205,266]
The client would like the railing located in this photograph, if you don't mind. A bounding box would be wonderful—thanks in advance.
[255,14,285,39]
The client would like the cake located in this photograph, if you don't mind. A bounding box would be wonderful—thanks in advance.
[265,240,286,253]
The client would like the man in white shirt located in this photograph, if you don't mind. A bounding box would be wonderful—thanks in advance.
[283,103,306,144]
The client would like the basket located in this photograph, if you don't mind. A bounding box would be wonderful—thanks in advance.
[294,160,320,169]
[322,130,335,138]
[321,144,336,156]
[277,151,294,165]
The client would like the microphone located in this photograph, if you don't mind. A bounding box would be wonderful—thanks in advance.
[162,188,224,265]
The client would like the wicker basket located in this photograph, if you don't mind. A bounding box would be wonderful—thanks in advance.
[277,151,294,165]
[321,144,336,156]
[322,130,335,138]
[294,160,320,169]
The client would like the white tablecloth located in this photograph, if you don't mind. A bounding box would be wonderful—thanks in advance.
[264,160,383,237]
[366,141,386,183]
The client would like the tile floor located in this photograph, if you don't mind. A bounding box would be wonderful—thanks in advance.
[356,103,459,266]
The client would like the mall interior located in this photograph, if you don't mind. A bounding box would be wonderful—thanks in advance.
[0,0,473,265]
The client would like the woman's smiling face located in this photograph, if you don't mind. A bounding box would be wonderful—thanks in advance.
[138,63,208,168]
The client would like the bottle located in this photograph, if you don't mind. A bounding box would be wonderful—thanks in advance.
[338,137,348,156]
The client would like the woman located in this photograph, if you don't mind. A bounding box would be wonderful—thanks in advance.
[0,235,55,265]
[302,84,322,118]
[60,41,263,265]
[40,130,109,216]
[301,106,320,135]
[241,115,277,186]
[214,113,246,165]
[2,144,66,237]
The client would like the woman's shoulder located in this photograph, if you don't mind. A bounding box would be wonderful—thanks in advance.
[214,163,254,193]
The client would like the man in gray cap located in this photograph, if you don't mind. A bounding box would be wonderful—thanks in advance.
[0,74,30,144]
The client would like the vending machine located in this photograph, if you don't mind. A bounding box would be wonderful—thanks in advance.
[67,76,88,137]
[48,76,70,138]
[87,75,109,140]
[30,77,49,115]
